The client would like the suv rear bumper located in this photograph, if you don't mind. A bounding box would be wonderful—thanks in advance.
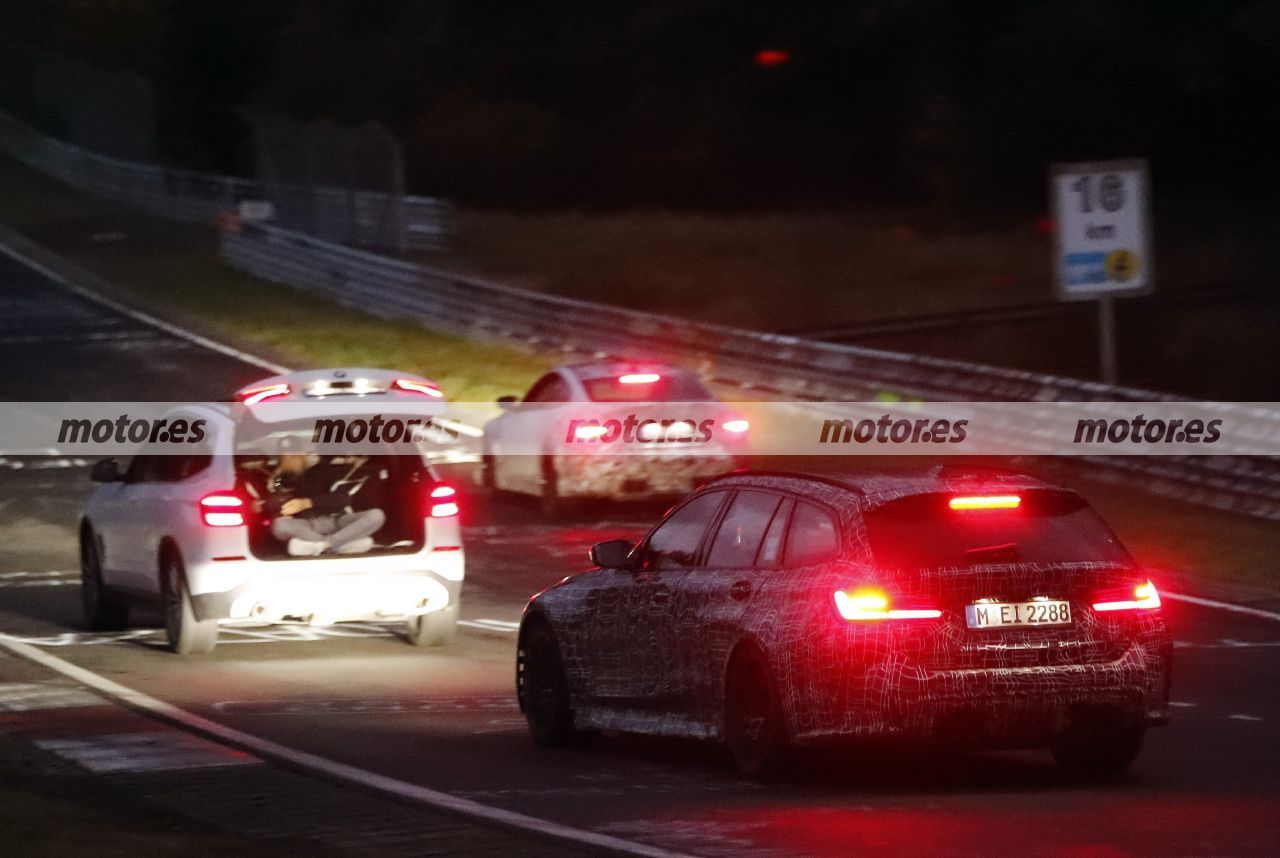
[189,554,462,625]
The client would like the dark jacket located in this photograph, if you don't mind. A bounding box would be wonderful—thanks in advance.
[266,461,358,519]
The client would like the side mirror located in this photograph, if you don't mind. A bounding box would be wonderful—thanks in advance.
[590,539,633,569]
[90,458,122,483]
[496,395,518,411]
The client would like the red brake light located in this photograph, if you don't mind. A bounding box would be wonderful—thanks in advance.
[754,49,791,68]
[393,378,444,398]
[574,424,609,440]
[1093,579,1161,612]
[834,588,941,621]
[429,484,458,517]
[618,373,660,384]
[238,383,291,405]
[722,418,750,434]
[949,495,1021,511]
[200,493,245,527]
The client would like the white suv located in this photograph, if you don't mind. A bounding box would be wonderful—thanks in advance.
[79,369,465,654]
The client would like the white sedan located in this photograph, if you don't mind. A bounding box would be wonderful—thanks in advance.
[481,362,746,515]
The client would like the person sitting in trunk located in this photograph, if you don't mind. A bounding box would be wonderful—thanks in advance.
[267,445,385,556]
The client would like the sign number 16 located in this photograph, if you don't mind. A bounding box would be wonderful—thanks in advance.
[1070,173,1125,213]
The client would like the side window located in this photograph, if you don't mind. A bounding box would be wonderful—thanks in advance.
[645,491,727,569]
[124,455,158,484]
[785,502,840,567]
[153,454,213,483]
[524,374,572,403]
[706,490,782,568]
[757,497,794,568]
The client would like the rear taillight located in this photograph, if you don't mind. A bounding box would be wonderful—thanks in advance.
[237,383,291,405]
[574,424,609,441]
[393,378,444,398]
[834,588,941,621]
[200,493,245,527]
[429,484,459,518]
[1092,579,1161,613]
[722,418,750,434]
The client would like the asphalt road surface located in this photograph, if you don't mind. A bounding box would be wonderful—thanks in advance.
[0,249,1277,856]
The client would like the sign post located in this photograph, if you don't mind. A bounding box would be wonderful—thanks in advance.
[1050,159,1152,385]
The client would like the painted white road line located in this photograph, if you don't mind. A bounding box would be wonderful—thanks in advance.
[0,457,89,469]
[0,681,105,711]
[0,240,292,375]
[1164,591,1280,623]
[36,732,259,773]
[460,618,521,633]
[0,632,688,858]
[1228,714,1264,722]
[0,573,76,581]
[0,571,77,586]
[2,630,159,647]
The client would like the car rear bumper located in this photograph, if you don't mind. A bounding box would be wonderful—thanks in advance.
[188,552,463,624]
[557,453,738,499]
[792,642,1171,744]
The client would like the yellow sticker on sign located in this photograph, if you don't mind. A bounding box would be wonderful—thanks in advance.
[1104,249,1139,282]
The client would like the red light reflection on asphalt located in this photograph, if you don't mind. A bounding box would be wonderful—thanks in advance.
[696,796,1274,856]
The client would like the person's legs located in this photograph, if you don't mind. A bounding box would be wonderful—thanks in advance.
[272,515,338,556]
[325,509,385,551]
[271,516,326,543]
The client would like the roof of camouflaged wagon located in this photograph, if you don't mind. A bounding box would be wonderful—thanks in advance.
[704,465,1069,513]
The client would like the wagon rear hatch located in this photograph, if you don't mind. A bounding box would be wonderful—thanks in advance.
[862,489,1149,667]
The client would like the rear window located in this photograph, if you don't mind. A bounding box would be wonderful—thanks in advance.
[864,490,1130,570]
[583,373,713,403]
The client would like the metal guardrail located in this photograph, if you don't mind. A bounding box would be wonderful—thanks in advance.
[0,109,453,252]
[221,222,1280,521]
[2,106,1272,518]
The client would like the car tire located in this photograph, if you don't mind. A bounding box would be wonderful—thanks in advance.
[80,528,128,631]
[538,456,575,519]
[406,603,458,647]
[480,453,498,491]
[1051,717,1145,779]
[520,622,588,748]
[161,550,217,655]
[724,649,789,780]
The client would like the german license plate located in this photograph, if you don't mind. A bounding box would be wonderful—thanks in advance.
[966,600,1072,629]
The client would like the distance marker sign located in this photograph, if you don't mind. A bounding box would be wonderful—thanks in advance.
[1051,159,1152,300]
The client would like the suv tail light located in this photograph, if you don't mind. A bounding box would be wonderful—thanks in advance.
[429,484,459,518]
[393,378,444,398]
[834,587,941,621]
[237,383,291,405]
[1092,579,1161,612]
[200,493,245,527]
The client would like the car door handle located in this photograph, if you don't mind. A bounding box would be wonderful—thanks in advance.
[651,585,671,607]
[730,580,752,601]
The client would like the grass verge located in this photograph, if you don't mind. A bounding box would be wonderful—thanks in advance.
[0,156,552,403]
[419,207,1279,335]
[1,155,1276,600]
